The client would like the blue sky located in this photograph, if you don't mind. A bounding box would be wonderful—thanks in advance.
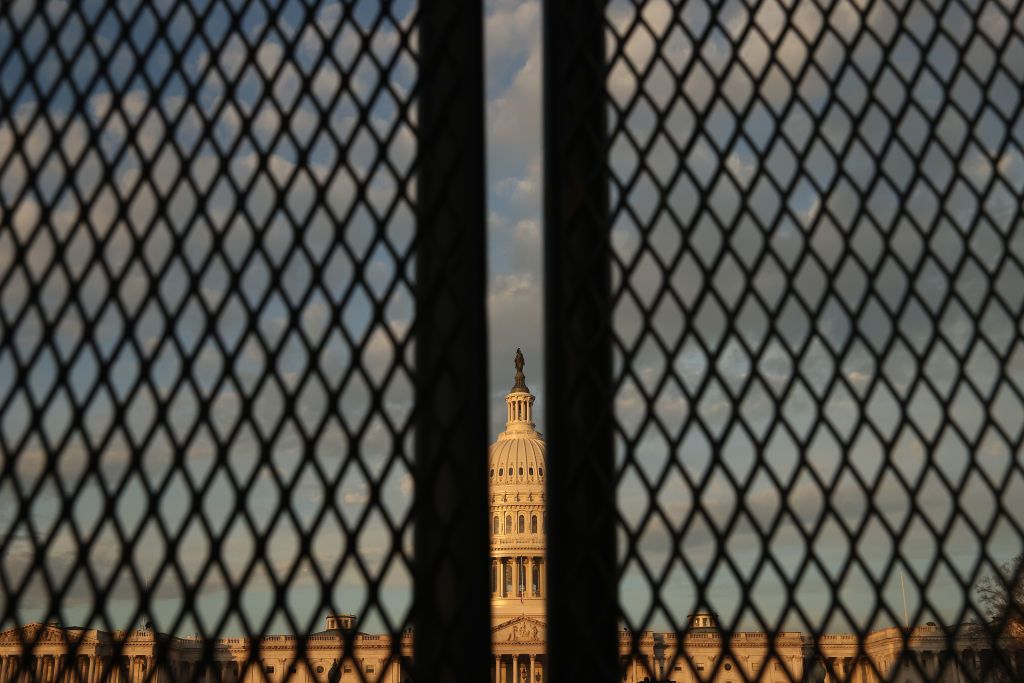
[1,0,1023,643]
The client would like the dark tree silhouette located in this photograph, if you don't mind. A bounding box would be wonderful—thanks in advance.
[976,554,1024,680]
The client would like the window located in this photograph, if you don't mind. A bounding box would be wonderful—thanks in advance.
[493,516,499,534]
[751,663,760,672]
[264,667,274,674]
[366,664,375,673]
[344,665,353,673]
[316,666,324,673]
[519,515,525,533]
[529,467,534,475]
[696,664,705,672]
[499,468,503,476]
[518,467,523,475]
[506,515,512,533]
[538,467,543,476]
[489,468,493,478]
[531,515,538,533]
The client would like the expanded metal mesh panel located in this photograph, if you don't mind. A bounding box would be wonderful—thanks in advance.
[605,0,1024,680]
[0,0,487,680]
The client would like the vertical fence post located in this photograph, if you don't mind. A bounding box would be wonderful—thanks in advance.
[414,1,491,682]
[544,1,618,682]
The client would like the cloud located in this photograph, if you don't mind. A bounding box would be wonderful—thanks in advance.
[487,12,542,183]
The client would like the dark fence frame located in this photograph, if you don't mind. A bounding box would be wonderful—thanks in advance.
[543,2,619,682]
[414,0,491,682]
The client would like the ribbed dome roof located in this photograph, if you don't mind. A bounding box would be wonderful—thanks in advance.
[489,435,546,486]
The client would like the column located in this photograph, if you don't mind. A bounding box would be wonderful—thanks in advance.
[529,655,535,683]
[498,656,505,683]
[494,656,500,683]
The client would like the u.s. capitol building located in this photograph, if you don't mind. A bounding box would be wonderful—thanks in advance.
[0,355,1013,682]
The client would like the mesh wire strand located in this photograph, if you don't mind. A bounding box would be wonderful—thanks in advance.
[605,0,1024,680]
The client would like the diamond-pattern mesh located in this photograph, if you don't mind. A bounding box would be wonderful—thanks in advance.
[605,0,1024,680]
[0,0,431,680]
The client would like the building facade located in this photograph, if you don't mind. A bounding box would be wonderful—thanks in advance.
[0,355,1017,682]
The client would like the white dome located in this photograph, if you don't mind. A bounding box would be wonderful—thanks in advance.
[489,423,546,487]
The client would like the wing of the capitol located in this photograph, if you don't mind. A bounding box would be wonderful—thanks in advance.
[0,355,1012,682]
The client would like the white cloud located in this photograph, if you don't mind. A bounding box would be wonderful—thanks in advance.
[487,17,542,182]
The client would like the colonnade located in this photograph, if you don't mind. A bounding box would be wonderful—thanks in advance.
[0,653,413,683]
[0,654,145,683]
[493,654,541,683]
[492,557,544,598]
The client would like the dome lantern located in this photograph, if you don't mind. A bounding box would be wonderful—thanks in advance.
[504,348,536,435]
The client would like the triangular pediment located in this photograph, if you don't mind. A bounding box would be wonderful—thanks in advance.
[492,616,546,643]
[0,623,71,644]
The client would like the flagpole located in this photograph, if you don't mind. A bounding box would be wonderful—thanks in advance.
[899,570,910,631]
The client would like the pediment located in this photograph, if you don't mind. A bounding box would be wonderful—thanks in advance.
[0,623,69,644]
[493,616,546,643]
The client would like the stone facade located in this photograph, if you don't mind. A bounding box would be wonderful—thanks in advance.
[0,359,1018,682]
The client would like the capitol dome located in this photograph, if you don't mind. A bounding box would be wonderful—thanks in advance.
[489,349,546,624]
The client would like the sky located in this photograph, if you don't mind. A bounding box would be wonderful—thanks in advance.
[0,0,1022,644]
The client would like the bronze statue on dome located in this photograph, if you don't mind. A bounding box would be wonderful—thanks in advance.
[512,348,529,392]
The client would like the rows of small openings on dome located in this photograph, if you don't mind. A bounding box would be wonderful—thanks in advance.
[489,465,543,479]
[491,512,544,535]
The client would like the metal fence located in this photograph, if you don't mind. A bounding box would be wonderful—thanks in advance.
[545,0,1024,681]
[2,0,1023,682]
[0,0,490,681]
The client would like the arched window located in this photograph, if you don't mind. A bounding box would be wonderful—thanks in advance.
[493,516,499,535]
[529,467,534,475]
[489,468,494,478]
[518,467,524,476]
[499,468,503,476]
[538,467,543,477]
[505,515,512,534]
[518,515,525,533]
[531,515,538,534]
